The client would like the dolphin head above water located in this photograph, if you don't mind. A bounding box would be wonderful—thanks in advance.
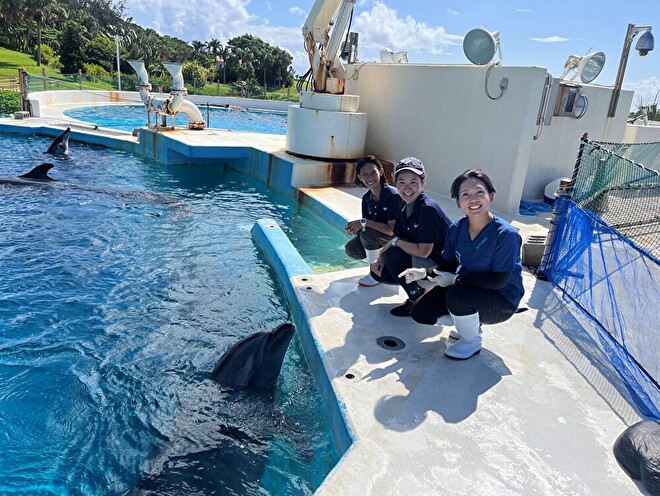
[45,127,71,156]
[211,323,296,388]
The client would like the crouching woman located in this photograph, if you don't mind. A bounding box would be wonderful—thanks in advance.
[401,169,524,359]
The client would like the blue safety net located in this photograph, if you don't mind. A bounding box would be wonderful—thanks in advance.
[541,137,660,419]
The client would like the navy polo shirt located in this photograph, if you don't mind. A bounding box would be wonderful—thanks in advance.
[394,192,451,264]
[361,184,400,224]
[442,216,524,307]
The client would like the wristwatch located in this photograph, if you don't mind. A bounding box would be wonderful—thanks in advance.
[391,236,399,247]
[360,218,367,231]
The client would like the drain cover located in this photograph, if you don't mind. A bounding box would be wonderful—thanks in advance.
[376,336,406,351]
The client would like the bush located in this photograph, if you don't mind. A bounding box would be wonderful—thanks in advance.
[83,63,111,78]
[32,44,56,66]
[0,91,22,115]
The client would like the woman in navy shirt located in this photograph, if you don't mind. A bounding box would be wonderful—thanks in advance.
[370,157,452,316]
[344,155,401,286]
[401,169,524,359]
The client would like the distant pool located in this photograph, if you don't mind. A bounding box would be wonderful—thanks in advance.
[0,132,358,495]
[63,104,288,134]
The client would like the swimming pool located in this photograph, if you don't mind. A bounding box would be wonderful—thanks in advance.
[0,133,356,495]
[63,104,288,134]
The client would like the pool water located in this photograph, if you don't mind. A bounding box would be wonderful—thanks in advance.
[63,104,288,134]
[0,133,359,495]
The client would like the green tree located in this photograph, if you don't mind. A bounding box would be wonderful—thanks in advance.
[58,23,86,73]
[85,35,115,72]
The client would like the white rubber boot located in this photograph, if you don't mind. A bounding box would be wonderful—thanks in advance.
[358,249,381,287]
[444,312,482,359]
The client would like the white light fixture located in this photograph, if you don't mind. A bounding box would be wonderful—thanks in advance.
[608,23,654,117]
[379,47,408,64]
[463,28,502,66]
[559,51,605,83]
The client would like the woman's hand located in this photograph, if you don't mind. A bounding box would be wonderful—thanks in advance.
[429,270,458,287]
[344,220,361,235]
[371,256,384,277]
[397,268,427,284]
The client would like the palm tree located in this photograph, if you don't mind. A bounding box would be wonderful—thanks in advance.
[207,38,221,56]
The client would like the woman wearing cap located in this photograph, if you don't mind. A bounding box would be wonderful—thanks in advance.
[370,157,453,316]
[344,155,401,287]
[400,169,524,359]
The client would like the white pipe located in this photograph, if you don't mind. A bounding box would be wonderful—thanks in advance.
[178,100,205,128]
[127,59,205,129]
[162,62,186,113]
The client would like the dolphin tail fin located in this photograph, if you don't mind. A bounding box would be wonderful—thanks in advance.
[20,163,55,180]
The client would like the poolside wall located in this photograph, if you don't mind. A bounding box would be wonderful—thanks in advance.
[250,219,354,455]
[344,63,635,212]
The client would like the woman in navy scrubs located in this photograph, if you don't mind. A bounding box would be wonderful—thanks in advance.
[370,157,452,316]
[344,155,401,286]
[400,169,524,359]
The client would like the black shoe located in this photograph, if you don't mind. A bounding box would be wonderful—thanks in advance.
[390,299,413,317]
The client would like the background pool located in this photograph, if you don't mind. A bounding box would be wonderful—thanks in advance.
[63,104,288,134]
[0,133,360,495]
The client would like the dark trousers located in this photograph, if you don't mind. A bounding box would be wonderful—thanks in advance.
[411,284,517,325]
[370,246,425,301]
[345,228,393,260]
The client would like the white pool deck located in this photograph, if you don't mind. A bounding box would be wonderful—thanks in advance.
[0,112,650,495]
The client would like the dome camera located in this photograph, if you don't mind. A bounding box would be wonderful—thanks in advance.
[637,47,651,57]
[635,30,654,58]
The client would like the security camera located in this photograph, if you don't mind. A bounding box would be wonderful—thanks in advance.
[637,47,651,57]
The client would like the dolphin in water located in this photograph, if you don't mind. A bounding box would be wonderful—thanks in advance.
[127,322,300,494]
[45,127,71,156]
[212,322,296,388]
[0,163,56,186]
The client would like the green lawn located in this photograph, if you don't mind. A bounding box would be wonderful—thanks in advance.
[0,46,303,100]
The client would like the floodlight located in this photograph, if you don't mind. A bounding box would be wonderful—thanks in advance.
[379,47,408,63]
[635,30,654,57]
[560,52,605,83]
[463,28,501,65]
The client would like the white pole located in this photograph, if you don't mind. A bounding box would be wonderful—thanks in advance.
[115,35,121,91]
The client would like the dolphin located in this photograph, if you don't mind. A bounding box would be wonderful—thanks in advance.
[45,127,71,156]
[0,163,56,186]
[211,322,296,388]
[127,322,299,494]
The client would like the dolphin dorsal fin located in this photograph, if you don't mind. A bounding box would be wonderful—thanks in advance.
[20,163,55,180]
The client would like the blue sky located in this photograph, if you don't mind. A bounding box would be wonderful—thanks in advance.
[123,0,659,109]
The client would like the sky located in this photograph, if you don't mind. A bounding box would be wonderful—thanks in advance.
[122,0,660,109]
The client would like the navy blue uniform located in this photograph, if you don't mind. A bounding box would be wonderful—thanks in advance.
[394,192,451,265]
[442,216,524,308]
[361,184,400,223]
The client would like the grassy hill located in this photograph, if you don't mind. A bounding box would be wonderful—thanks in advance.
[0,46,302,103]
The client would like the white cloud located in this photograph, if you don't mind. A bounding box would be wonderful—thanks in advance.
[515,9,532,13]
[624,76,660,109]
[446,9,459,16]
[289,6,306,16]
[354,2,463,57]
[530,36,570,43]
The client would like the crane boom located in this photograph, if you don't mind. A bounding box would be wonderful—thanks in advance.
[302,0,356,93]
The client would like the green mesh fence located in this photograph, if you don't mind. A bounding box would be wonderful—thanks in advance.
[567,136,660,259]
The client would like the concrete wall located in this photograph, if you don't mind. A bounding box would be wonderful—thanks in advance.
[28,90,291,116]
[344,63,636,213]
[623,122,660,144]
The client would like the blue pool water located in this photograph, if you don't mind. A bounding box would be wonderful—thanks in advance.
[0,133,358,495]
[63,104,288,134]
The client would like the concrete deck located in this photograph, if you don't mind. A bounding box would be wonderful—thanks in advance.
[0,109,648,495]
